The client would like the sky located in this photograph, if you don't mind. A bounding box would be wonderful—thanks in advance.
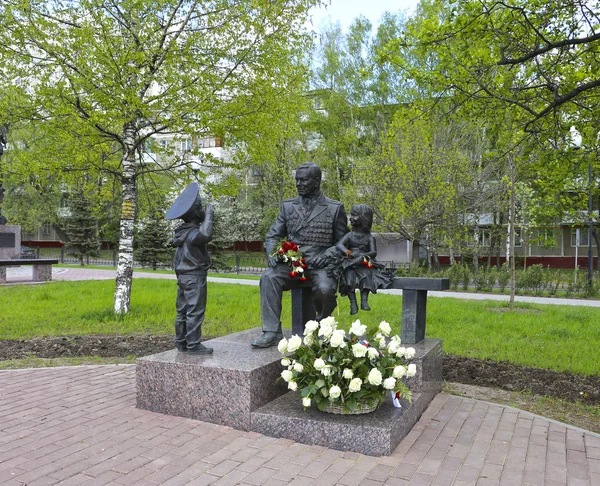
[308,0,420,33]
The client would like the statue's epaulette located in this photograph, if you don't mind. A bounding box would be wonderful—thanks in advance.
[282,197,299,204]
[324,197,342,206]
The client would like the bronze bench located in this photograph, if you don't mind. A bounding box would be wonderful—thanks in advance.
[291,277,450,344]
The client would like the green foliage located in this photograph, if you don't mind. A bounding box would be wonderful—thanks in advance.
[134,212,174,271]
[474,266,496,293]
[448,263,465,291]
[64,191,100,265]
[0,0,321,312]
[497,263,511,293]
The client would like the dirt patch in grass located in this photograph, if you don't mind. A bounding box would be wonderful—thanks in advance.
[443,354,600,405]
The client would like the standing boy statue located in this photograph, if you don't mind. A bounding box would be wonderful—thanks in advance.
[166,183,214,355]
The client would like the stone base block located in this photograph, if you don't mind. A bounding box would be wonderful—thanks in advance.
[33,264,52,281]
[136,328,289,431]
[250,338,442,456]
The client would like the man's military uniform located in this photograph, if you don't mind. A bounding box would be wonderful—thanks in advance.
[260,191,348,335]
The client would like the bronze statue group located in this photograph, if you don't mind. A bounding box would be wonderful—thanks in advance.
[167,162,392,354]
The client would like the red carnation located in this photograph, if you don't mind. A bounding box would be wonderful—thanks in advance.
[278,248,284,254]
[367,263,373,268]
[302,264,307,269]
[293,260,301,267]
[301,257,306,263]
[289,271,297,277]
[361,260,369,266]
[292,245,299,251]
[299,276,307,282]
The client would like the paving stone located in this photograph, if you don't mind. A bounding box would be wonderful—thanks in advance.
[1,364,599,486]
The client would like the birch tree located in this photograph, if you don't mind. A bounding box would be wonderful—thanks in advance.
[0,0,319,313]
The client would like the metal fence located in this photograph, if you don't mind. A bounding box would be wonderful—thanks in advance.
[23,246,404,276]
[36,247,118,266]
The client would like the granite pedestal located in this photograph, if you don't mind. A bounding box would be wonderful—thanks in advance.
[0,225,20,260]
[251,338,442,456]
[136,328,289,431]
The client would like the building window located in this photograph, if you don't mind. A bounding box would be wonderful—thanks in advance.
[571,228,589,247]
[538,228,553,241]
[478,229,492,246]
[514,228,522,247]
[42,222,51,235]
[181,139,192,152]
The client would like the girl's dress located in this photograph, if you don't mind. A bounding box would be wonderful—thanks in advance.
[335,232,393,296]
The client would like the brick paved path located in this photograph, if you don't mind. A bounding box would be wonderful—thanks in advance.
[0,366,598,485]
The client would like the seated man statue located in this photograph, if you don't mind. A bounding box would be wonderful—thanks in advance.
[251,162,348,348]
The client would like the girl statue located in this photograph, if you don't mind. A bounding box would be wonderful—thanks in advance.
[335,204,393,315]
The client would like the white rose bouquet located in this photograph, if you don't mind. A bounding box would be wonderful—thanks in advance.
[278,316,415,413]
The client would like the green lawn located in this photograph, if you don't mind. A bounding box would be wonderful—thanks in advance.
[1,279,599,376]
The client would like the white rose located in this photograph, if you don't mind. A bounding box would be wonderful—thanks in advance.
[379,320,392,337]
[396,347,406,358]
[390,335,401,344]
[352,343,367,358]
[277,337,288,354]
[349,378,362,392]
[388,341,400,354]
[383,377,396,390]
[281,358,291,367]
[367,348,379,360]
[321,365,332,377]
[280,370,293,382]
[367,368,383,386]
[287,335,302,353]
[314,358,326,370]
[303,334,314,346]
[293,362,304,372]
[304,320,319,335]
[407,364,417,377]
[405,347,416,359]
[377,336,386,349]
[320,316,337,327]
[288,381,298,391]
[393,365,406,378]
[330,329,346,348]
[318,321,334,339]
[302,397,311,407]
[349,319,367,336]
[296,266,304,273]
[329,385,342,399]
[342,368,354,379]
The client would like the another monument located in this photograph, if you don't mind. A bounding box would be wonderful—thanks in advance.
[166,183,214,355]
[0,125,20,263]
[252,162,348,348]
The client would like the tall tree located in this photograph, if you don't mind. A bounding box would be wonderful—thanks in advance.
[0,0,319,313]
[64,189,101,266]
[362,104,492,264]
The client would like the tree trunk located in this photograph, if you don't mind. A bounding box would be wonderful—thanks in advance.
[508,159,516,311]
[593,227,600,272]
[114,123,137,314]
[411,239,420,265]
[433,251,440,272]
[473,225,479,272]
